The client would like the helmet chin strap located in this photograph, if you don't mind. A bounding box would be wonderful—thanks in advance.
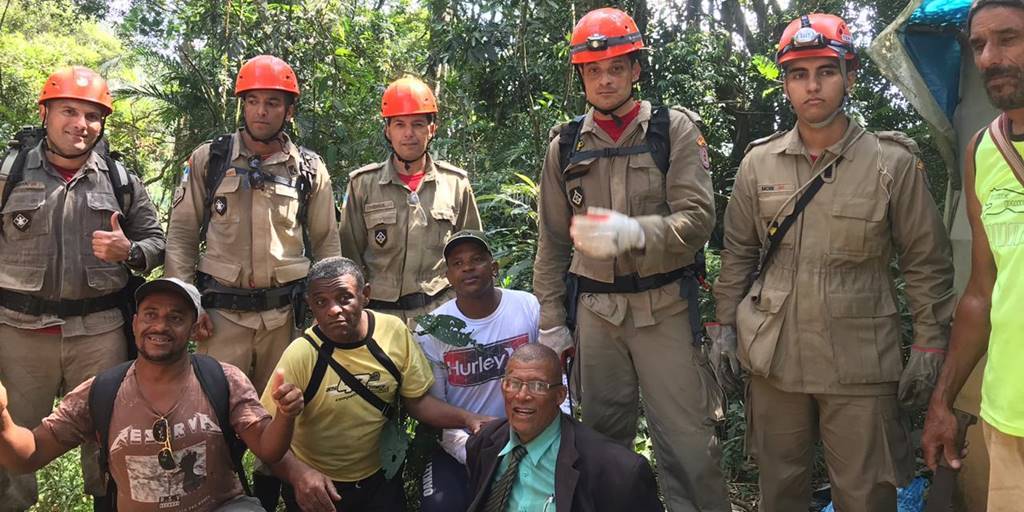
[384,126,431,172]
[591,91,635,126]
[243,119,286,146]
[393,150,427,172]
[806,95,847,129]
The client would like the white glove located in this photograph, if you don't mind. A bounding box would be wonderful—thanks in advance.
[440,428,470,465]
[569,207,645,260]
[539,325,574,356]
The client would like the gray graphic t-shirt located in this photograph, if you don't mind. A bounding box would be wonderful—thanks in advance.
[42,362,270,512]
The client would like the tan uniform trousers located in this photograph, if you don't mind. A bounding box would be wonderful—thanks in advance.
[0,324,125,511]
[746,376,913,512]
[198,309,296,394]
[377,289,456,331]
[982,421,1024,511]
[575,300,729,512]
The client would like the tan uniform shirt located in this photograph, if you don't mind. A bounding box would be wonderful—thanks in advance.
[533,101,715,330]
[0,143,165,336]
[165,130,341,330]
[713,122,955,395]
[340,155,481,302]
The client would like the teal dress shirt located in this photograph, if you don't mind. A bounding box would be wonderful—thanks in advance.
[491,417,562,511]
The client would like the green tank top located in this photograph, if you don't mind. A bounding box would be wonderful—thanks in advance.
[974,130,1024,436]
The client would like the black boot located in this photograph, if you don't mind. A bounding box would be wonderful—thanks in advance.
[253,473,282,511]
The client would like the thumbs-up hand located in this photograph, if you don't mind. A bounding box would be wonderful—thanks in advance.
[92,212,131,263]
[271,368,304,418]
[0,379,8,415]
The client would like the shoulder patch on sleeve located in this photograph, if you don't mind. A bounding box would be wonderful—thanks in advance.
[434,160,469,177]
[744,131,786,154]
[875,131,921,156]
[348,162,385,179]
[670,105,702,124]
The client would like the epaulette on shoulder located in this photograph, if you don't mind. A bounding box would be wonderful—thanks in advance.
[348,162,384,179]
[297,146,323,163]
[875,131,921,156]
[549,121,570,141]
[434,160,469,177]
[669,105,702,124]
[744,131,786,154]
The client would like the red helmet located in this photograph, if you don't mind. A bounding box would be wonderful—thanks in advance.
[570,8,645,65]
[776,14,857,67]
[381,77,438,118]
[38,66,113,115]
[235,55,300,97]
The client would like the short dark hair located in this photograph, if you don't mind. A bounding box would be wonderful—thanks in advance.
[241,91,297,107]
[508,344,562,383]
[308,256,365,289]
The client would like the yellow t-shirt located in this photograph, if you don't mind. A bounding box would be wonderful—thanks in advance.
[261,311,434,481]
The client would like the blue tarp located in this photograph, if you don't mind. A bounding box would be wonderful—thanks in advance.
[902,0,973,121]
[903,31,961,120]
[821,477,928,512]
[908,0,972,27]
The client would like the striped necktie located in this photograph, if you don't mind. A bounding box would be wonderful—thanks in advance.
[483,444,529,512]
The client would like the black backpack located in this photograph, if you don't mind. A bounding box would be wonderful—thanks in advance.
[87,355,250,511]
[556,107,708,344]
[200,134,319,257]
[558,105,671,176]
[0,126,133,219]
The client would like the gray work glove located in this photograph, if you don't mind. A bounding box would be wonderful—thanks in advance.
[898,348,945,411]
[705,323,743,394]
[539,325,575,357]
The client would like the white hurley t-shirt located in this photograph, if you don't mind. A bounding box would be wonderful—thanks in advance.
[416,289,540,419]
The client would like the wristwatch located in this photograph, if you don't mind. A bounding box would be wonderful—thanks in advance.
[127,241,145,269]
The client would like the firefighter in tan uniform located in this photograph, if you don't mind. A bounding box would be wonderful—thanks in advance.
[340,76,481,326]
[165,55,341,395]
[532,8,729,512]
[0,67,165,511]
[712,14,956,512]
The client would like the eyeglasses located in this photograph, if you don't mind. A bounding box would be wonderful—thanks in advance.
[153,417,176,471]
[501,376,562,396]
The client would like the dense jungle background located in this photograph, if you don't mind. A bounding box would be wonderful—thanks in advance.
[0,0,945,509]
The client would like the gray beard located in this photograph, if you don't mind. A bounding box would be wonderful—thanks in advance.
[989,87,1024,110]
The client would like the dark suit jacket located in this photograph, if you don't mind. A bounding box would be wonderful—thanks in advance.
[465,414,664,512]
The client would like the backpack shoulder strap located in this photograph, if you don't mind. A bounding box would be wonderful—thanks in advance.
[103,151,134,213]
[88,360,133,512]
[988,114,1024,189]
[647,106,672,175]
[200,135,234,243]
[302,333,333,405]
[558,115,587,177]
[89,361,134,475]
[190,354,251,495]
[295,146,320,257]
[0,129,45,213]
[363,313,402,387]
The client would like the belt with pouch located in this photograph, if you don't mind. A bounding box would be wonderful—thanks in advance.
[574,267,688,294]
[198,274,303,312]
[0,288,124,317]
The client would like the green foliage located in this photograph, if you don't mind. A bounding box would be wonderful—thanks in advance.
[35,447,91,512]
[413,313,484,351]
[9,0,948,509]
